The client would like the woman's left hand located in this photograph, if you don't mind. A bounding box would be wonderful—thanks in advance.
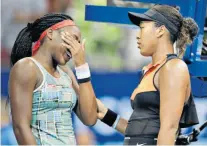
[61,32,86,67]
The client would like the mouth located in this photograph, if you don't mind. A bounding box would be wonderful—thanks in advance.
[66,48,72,59]
[137,42,141,49]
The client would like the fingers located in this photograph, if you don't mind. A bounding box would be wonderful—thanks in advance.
[82,38,86,51]
[61,31,82,53]
[96,98,102,105]
[61,33,76,47]
[61,32,82,47]
[61,43,75,56]
[61,33,77,55]
[61,32,87,62]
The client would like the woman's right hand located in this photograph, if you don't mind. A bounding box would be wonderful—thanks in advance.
[96,98,108,120]
[61,32,86,67]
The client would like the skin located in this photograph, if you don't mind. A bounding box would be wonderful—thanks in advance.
[9,25,97,145]
[97,21,191,145]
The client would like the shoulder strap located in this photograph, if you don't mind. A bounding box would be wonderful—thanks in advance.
[27,57,46,92]
[153,54,178,91]
[27,57,45,72]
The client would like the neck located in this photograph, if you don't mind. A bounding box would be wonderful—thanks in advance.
[33,45,57,72]
[152,41,174,65]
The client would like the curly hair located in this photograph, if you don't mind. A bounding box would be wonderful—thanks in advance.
[153,5,199,57]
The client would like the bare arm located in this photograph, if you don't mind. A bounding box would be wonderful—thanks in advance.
[62,65,127,131]
[9,59,37,145]
[157,59,189,145]
[60,32,97,126]
[114,117,128,134]
[96,98,128,134]
[60,65,97,126]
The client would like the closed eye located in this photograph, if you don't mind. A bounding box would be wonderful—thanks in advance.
[73,35,80,43]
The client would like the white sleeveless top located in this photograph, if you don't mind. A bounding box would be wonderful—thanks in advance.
[28,57,78,145]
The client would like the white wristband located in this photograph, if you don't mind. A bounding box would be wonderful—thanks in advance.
[75,63,91,79]
[112,115,120,129]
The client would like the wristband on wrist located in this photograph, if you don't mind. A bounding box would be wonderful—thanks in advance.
[101,109,118,127]
[75,63,91,83]
[77,77,91,84]
[112,115,120,129]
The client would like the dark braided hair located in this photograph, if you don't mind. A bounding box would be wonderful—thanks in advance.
[10,13,73,66]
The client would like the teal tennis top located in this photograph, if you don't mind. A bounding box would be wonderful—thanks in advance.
[29,57,77,145]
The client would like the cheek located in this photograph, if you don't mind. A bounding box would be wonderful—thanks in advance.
[51,45,64,59]
[53,38,64,52]
[141,31,151,48]
[57,45,65,56]
[141,33,156,55]
[143,30,156,45]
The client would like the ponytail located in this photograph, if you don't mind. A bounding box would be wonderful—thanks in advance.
[176,18,199,57]
[10,26,33,66]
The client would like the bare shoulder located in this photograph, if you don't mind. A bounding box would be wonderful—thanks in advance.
[160,58,189,76]
[10,58,38,81]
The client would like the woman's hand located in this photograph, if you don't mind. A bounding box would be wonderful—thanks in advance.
[61,32,86,67]
[96,98,108,120]
[96,98,128,134]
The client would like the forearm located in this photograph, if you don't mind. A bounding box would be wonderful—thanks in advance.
[157,127,177,145]
[78,82,97,125]
[13,125,36,145]
[100,108,128,135]
[115,117,128,134]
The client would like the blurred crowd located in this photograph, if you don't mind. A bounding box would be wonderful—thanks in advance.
[1,0,207,145]
[1,0,153,72]
[1,0,207,70]
[1,0,151,144]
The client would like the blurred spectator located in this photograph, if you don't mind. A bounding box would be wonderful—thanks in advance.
[1,0,47,68]
[1,0,47,50]
[47,0,73,14]
[1,0,150,71]
[1,1,207,145]
[106,0,151,71]
[1,0,75,68]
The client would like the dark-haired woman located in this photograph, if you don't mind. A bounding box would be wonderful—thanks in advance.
[96,5,199,145]
[9,14,97,145]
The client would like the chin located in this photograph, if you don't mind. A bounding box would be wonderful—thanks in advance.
[59,61,67,66]
[58,59,67,66]
[59,62,66,66]
[140,50,151,57]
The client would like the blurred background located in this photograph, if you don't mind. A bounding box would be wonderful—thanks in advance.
[1,0,207,145]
